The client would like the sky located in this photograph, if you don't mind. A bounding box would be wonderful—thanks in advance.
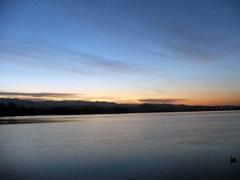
[0,0,240,105]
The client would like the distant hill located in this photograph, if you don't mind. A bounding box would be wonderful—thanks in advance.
[0,98,240,117]
[0,98,117,108]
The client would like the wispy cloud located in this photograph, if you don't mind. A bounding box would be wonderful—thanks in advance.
[169,44,221,62]
[0,91,121,102]
[51,45,134,72]
[138,98,185,104]
[0,42,136,74]
[0,91,82,99]
[83,96,115,100]
[148,13,240,63]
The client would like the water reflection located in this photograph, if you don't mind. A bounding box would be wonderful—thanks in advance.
[1,111,240,179]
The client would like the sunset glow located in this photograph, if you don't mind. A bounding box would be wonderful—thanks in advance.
[1,0,240,105]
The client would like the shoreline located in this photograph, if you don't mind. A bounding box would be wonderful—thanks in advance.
[1,109,240,125]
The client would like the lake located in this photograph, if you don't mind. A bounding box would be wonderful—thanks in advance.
[1,111,240,180]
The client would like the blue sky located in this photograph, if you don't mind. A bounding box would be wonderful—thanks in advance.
[0,0,240,105]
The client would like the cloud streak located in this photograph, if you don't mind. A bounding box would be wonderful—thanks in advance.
[0,91,81,99]
[170,44,221,62]
[138,98,185,104]
[52,45,134,72]
[0,42,136,75]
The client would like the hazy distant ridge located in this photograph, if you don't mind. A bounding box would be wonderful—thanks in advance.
[0,98,239,117]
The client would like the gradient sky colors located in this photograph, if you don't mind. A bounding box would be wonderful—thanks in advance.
[0,0,240,105]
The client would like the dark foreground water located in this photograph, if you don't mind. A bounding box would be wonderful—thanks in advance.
[1,111,240,180]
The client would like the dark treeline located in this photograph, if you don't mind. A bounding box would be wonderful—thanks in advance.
[0,98,240,117]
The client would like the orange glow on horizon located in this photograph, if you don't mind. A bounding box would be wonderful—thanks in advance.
[1,95,240,106]
[1,89,240,106]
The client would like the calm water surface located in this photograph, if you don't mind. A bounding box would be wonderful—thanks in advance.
[1,111,240,180]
